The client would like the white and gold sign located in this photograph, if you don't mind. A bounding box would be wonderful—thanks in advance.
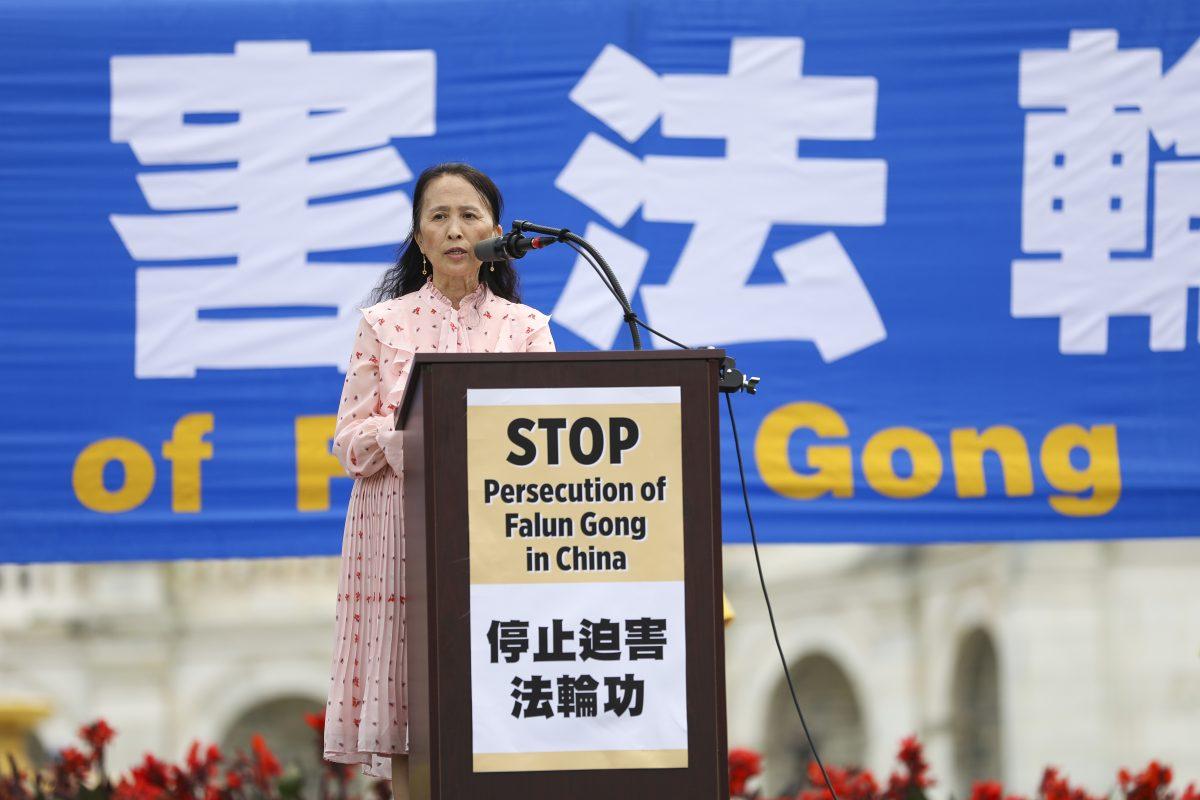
[467,386,687,773]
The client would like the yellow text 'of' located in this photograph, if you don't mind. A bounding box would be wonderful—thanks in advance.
[73,413,358,515]
[73,412,214,513]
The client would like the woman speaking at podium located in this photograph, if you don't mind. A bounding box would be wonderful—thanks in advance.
[321,163,556,795]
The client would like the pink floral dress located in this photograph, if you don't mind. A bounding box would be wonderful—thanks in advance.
[323,280,555,778]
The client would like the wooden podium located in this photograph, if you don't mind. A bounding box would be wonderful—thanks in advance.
[397,350,728,799]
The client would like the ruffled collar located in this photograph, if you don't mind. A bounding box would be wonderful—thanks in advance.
[419,279,490,325]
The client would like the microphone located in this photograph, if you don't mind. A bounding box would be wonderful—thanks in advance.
[473,232,558,261]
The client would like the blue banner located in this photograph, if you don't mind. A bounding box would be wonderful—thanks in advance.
[2,0,1199,563]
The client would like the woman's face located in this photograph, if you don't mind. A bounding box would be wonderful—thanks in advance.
[413,174,502,282]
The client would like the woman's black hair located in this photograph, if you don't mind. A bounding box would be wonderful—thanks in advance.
[368,162,520,304]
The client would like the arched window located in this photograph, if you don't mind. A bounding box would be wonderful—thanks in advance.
[952,628,1002,793]
[764,653,866,795]
[221,695,325,784]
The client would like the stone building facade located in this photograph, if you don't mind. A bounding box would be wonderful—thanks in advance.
[2,539,1198,794]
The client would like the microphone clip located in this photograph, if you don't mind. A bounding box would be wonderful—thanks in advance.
[485,228,559,260]
[719,356,760,395]
[498,230,529,259]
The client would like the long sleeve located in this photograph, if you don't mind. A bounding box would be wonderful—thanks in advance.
[332,315,395,479]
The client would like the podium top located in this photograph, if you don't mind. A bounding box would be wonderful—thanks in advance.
[396,348,725,428]
[405,348,725,365]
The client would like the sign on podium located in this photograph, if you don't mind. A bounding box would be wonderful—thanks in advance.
[398,350,728,799]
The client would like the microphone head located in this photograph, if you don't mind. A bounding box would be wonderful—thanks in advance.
[473,236,510,261]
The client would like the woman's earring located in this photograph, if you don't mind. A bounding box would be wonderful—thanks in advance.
[422,254,428,276]
[489,262,495,273]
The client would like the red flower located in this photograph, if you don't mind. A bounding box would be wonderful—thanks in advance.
[304,712,325,735]
[168,763,189,792]
[132,753,172,789]
[186,741,202,772]
[80,719,116,752]
[728,748,762,796]
[1040,766,1104,800]
[250,734,282,787]
[971,780,1029,800]
[112,752,176,800]
[898,735,932,786]
[59,746,92,780]
[185,741,222,780]
[225,770,243,790]
[113,775,163,800]
[973,781,1005,800]
[797,761,880,800]
[883,735,934,800]
[1118,761,1177,800]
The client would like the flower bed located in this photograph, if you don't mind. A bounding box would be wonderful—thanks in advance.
[0,715,388,800]
[2,719,1195,800]
[730,737,1198,800]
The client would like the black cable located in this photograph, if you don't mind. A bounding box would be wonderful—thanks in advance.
[724,391,841,800]
[564,240,617,296]
[518,219,641,349]
[556,225,839,799]
[631,317,691,351]
[561,241,695,351]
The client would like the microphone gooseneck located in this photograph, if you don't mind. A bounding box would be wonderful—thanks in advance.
[510,220,643,351]
[497,218,759,388]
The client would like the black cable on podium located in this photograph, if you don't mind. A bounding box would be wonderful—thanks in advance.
[498,221,842,800]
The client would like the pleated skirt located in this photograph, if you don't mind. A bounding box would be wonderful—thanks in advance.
[323,468,408,778]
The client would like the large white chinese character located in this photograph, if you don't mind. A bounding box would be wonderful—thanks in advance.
[552,39,888,360]
[1012,30,1200,354]
[110,41,434,377]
